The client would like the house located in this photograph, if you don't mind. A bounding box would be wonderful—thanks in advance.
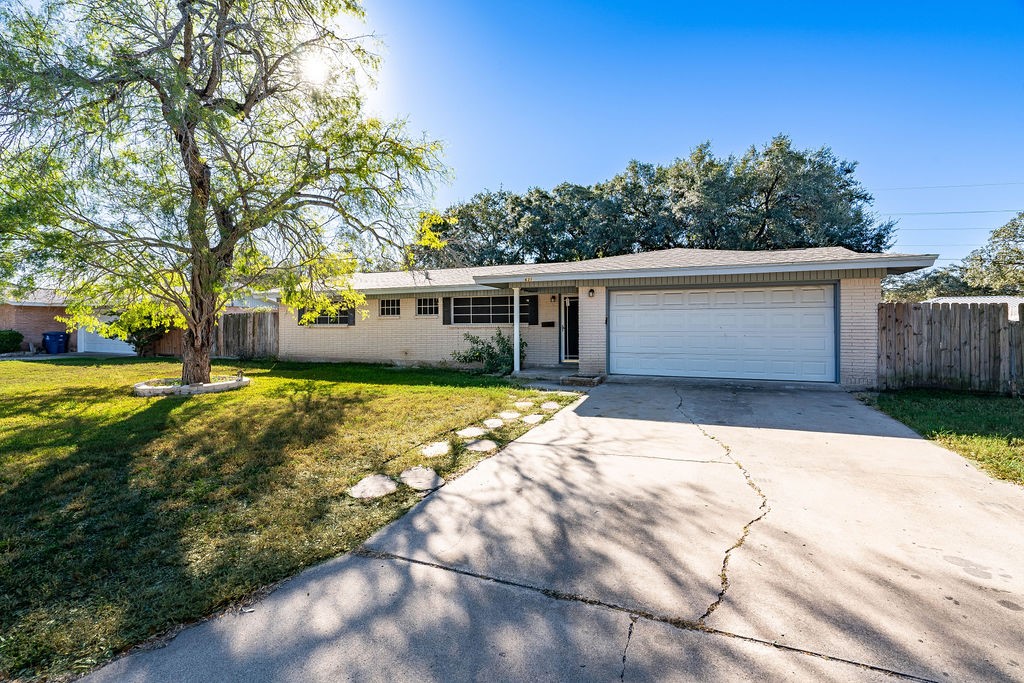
[923,295,1024,321]
[0,289,136,354]
[278,246,936,387]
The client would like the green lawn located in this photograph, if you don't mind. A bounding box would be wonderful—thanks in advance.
[0,357,576,681]
[873,389,1024,485]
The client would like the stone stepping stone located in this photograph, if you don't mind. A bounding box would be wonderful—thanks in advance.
[456,426,487,439]
[513,401,534,410]
[400,466,445,491]
[522,414,544,425]
[349,474,397,499]
[498,411,521,420]
[540,401,560,411]
[421,441,450,458]
[465,439,498,452]
[483,418,504,429]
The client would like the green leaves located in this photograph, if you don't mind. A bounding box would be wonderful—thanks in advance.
[0,0,442,379]
[415,135,892,268]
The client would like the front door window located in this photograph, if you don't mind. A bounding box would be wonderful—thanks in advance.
[563,297,580,360]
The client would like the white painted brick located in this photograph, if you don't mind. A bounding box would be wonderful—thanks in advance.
[839,277,881,388]
[577,286,607,375]
[278,294,561,368]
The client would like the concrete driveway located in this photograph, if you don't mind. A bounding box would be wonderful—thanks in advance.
[86,382,1024,682]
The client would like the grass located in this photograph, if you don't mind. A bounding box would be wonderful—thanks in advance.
[0,357,577,681]
[872,389,1024,485]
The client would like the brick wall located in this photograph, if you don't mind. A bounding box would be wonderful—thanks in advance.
[839,277,881,388]
[577,286,607,375]
[0,305,77,351]
[278,293,561,368]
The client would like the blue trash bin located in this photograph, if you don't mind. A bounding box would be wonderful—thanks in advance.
[42,331,69,354]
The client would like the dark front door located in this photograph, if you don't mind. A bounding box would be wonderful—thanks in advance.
[564,297,580,360]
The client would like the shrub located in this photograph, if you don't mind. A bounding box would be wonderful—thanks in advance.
[0,330,24,353]
[451,329,527,375]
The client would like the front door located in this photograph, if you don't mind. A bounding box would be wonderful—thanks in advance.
[563,297,580,360]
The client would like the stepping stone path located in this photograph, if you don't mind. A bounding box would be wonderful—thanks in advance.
[483,418,504,429]
[456,426,487,439]
[349,474,397,499]
[513,401,534,410]
[499,411,521,420]
[421,441,450,458]
[522,414,544,425]
[465,439,498,452]
[400,466,445,491]
[540,401,560,411]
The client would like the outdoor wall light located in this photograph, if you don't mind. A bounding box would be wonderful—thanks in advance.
[550,295,557,303]
[588,288,595,297]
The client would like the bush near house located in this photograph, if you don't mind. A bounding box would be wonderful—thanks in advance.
[451,330,527,375]
[0,330,24,353]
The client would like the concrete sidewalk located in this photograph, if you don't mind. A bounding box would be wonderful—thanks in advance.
[85,382,1024,682]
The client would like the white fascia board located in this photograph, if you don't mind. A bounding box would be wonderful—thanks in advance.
[471,255,938,285]
[355,284,498,295]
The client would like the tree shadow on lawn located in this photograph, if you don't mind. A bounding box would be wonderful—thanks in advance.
[0,382,418,680]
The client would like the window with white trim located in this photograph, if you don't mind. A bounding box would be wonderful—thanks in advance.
[416,297,439,316]
[451,296,529,324]
[379,299,401,317]
[298,307,354,326]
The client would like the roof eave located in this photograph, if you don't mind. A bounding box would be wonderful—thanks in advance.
[471,255,939,286]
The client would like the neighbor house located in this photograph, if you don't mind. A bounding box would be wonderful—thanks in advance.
[0,289,82,352]
[924,295,1024,321]
[278,247,936,387]
[1,289,141,354]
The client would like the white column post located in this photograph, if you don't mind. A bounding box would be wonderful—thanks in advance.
[512,286,521,374]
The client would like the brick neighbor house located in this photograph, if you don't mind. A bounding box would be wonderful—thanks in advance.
[0,289,78,352]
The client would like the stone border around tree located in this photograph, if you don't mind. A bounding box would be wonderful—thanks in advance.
[133,377,251,397]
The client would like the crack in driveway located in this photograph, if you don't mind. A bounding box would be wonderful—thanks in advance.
[619,614,638,681]
[354,547,937,682]
[672,387,772,624]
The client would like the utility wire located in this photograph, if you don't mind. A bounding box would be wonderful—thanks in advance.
[873,181,1024,191]
[884,209,1022,216]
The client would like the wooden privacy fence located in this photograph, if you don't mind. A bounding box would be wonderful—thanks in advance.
[877,302,1023,395]
[150,311,279,359]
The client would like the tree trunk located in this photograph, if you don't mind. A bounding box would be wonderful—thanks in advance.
[181,325,212,384]
[180,285,218,384]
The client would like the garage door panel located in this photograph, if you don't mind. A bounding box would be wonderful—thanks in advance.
[609,285,835,382]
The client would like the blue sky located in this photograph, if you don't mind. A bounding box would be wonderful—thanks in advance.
[361,1,1024,266]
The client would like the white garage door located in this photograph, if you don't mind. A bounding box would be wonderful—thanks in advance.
[609,285,836,382]
[77,329,137,355]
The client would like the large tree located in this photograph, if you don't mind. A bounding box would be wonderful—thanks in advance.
[883,211,1024,300]
[0,0,440,382]
[415,136,893,267]
[960,211,1024,294]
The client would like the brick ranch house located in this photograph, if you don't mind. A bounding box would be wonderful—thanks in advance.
[0,289,138,354]
[278,246,936,388]
[0,289,79,352]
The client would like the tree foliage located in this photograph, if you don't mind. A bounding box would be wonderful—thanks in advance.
[883,211,1024,301]
[414,136,893,267]
[0,0,441,382]
[959,212,1024,294]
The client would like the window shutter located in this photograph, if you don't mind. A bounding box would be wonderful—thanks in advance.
[347,308,356,326]
[442,297,451,325]
[526,295,539,325]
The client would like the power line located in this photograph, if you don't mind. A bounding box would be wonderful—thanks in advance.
[884,209,1022,216]
[873,181,1024,191]
[895,227,996,231]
